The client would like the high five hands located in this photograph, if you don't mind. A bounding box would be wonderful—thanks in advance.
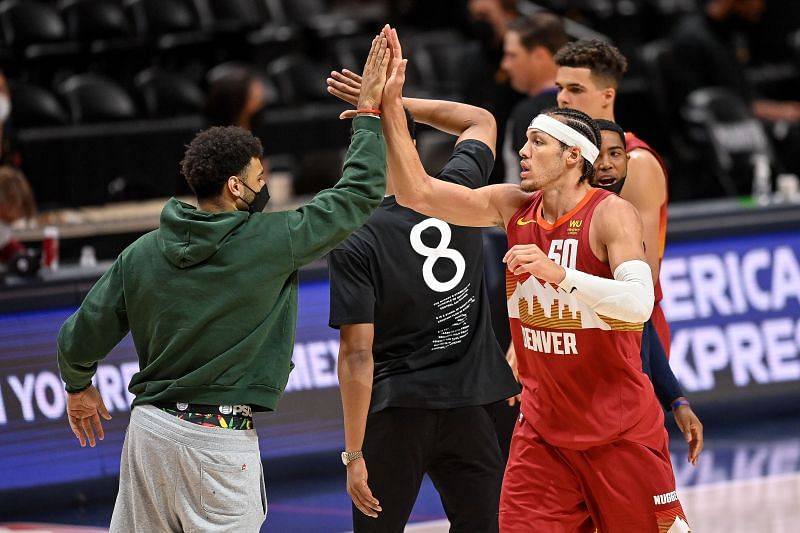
[329,25,408,119]
[356,30,390,113]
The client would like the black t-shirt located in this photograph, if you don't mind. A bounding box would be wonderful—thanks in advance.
[328,140,520,412]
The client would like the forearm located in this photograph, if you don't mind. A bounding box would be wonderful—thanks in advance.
[382,99,434,209]
[338,350,374,451]
[640,213,662,284]
[559,260,654,323]
[57,262,129,391]
[402,97,488,137]
[57,306,128,391]
[650,346,685,409]
[288,116,386,266]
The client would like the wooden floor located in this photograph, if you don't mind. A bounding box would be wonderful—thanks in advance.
[2,472,798,533]
[393,472,800,533]
[2,419,797,533]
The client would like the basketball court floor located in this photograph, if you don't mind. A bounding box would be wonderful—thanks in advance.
[1,415,797,532]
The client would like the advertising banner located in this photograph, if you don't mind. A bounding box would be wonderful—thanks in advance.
[1,231,798,492]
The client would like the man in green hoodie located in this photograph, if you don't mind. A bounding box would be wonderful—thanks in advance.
[57,34,390,532]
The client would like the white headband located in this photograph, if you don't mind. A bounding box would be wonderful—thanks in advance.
[528,114,599,164]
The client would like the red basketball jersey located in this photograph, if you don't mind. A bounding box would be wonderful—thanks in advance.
[506,188,663,450]
[625,132,671,355]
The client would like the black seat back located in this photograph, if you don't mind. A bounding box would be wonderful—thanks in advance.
[135,67,204,117]
[59,73,138,123]
[9,81,70,127]
[60,0,132,41]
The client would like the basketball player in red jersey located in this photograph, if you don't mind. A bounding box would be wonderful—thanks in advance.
[554,39,671,355]
[378,26,689,532]
[593,119,703,465]
[553,39,703,463]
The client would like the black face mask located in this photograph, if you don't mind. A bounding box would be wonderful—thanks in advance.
[594,177,627,195]
[238,179,270,213]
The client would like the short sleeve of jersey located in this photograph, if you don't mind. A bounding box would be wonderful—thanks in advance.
[435,139,494,189]
[328,247,375,328]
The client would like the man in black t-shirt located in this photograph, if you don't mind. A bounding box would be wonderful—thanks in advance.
[327,71,520,533]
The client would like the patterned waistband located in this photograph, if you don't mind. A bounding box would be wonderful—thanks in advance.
[153,402,253,430]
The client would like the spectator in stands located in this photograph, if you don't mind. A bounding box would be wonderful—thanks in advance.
[671,0,800,124]
[500,13,567,182]
[461,0,524,184]
[551,40,705,465]
[0,71,20,168]
[204,67,267,131]
[0,166,35,264]
[671,0,800,176]
[205,67,278,200]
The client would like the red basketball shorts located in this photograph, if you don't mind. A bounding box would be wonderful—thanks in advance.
[499,416,689,532]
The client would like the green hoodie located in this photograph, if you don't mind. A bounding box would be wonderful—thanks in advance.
[57,117,386,410]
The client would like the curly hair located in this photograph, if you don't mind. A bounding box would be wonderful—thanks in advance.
[543,107,601,183]
[554,39,628,88]
[180,126,263,199]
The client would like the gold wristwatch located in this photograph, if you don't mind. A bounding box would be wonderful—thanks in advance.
[341,450,363,466]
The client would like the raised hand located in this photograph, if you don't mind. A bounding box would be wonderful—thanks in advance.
[383,26,404,76]
[327,69,362,108]
[382,26,407,104]
[356,32,391,112]
[327,25,405,115]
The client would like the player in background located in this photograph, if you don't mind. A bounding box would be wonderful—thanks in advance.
[377,26,691,533]
[592,118,703,464]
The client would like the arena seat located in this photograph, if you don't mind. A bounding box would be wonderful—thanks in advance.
[274,0,360,38]
[134,67,204,118]
[331,34,374,73]
[404,30,468,98]
[637,38,702,201]
[684,86,776,197]
[200,0,270,33]
[58,0,147,82]
[58,73,138,123]
[60,0,133,42]
[16,116,201,206]
[0,0,80,59]
[266,54,331,105]
[8,81,70,128]
[125,0,212,50]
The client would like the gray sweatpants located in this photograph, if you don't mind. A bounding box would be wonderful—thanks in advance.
[110,405,267,533]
